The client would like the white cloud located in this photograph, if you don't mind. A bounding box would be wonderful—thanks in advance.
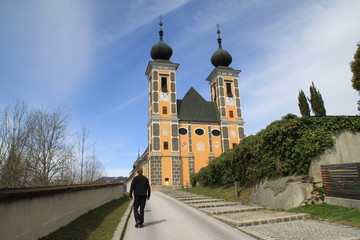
[241,0,360,135]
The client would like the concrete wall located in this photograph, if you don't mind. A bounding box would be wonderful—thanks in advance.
[325,196,360,209]
[0,183,123,240]
[251,180,313,209]
[309,131,360,182]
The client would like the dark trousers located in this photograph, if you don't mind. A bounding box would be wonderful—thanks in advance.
[133,196,147,223]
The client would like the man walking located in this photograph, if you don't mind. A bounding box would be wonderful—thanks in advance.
[129,169,151,228]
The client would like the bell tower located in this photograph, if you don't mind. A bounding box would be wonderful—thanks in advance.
[145,18,181,187]
[207,24,245,151]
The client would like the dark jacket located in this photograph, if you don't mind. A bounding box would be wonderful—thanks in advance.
[129,174,151,198]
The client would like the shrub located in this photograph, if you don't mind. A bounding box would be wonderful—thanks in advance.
[193,115,360,187]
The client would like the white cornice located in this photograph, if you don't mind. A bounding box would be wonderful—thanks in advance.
[206,66,241,82]
[145,61,180,76]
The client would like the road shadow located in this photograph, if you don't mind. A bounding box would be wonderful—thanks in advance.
[145,219,167,227]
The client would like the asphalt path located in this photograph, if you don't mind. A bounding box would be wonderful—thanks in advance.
[123,191,255,240]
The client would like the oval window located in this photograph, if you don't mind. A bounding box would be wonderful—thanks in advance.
[195,128,204,136]
[211,129,221,136]
[179,128,188,135]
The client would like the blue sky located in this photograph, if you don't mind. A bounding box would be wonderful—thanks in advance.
[1,0,359,177]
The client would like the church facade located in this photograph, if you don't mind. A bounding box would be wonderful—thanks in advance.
[128,21,244,188]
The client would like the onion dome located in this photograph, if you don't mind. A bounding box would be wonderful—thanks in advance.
[150,18,173,61]
[211,24,232,67]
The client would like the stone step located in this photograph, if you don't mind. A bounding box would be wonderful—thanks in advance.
[189,201,242,209]
[213,210,310,227]
[200,205,267,215]
[176,196,210,201]
[182,198,225,204]
[165,194,193,198]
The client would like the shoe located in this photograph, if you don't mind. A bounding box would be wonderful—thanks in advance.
[135,221,141,228]
[139,223,144,228]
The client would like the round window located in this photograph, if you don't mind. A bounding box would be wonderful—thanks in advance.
[195,128,204,136]
[179,128,188,135]
[211,129,221,136]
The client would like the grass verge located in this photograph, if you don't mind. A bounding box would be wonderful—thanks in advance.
[40,195,131,240]
[179,185,252,204]
[287,203,360,227]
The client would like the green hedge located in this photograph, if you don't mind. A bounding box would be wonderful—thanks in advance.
[194,115,360,187]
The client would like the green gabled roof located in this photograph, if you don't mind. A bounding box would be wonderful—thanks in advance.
[177,87,220,122]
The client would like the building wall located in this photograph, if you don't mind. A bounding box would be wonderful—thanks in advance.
[144,61,244,187]
[177,122,223,186]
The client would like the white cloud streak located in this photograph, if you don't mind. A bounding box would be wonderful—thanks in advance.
[240,0,360,135]
[96,0,192,46]
[93,92,147,122]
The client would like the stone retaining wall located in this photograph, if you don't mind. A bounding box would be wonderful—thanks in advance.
[0,183,123,240]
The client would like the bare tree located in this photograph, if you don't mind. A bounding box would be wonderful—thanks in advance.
[0,100,30,188]
[76,125,91,183]
[0,101,104,188]
[26,107,72,186]
[83,149,104,183]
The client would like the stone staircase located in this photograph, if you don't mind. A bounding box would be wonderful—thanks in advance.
[162,190,308,227]
[161,190,360,240]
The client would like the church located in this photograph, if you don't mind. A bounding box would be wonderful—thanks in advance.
[127,20,245,189]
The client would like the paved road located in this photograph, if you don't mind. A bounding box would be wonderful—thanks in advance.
[123,191,255,240]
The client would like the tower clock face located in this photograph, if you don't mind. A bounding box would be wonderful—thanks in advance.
[226,97,234,106]
[160,92,169,101]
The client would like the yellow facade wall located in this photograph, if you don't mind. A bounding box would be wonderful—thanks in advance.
[159,121,172,185]
[161,156,172,186]
[228,124,240,148]
[189,123,210,173]
[210,125,222,157]
[177,122,224,186]
[179,123,190,186]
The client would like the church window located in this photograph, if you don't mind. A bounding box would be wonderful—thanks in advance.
[195,128,204,136]
[162,106,167,114]
[226,81,233,97]
[229,110,234,118]
[163,141,169,150]
[161,77,168,92]
[211,129,220,136]
[179,128,188,135]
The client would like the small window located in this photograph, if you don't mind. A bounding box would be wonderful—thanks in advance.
[163,141,169,150]
[212,85,217,101]
[195,128,204,136]
[179,128,188,135]
[226,82,233,97]
[232,143,237,148]
[229,110,234,118]
[162,106,167,114]
[211,129,220,136]
[161,77,168,92]
[165,178,169,182]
